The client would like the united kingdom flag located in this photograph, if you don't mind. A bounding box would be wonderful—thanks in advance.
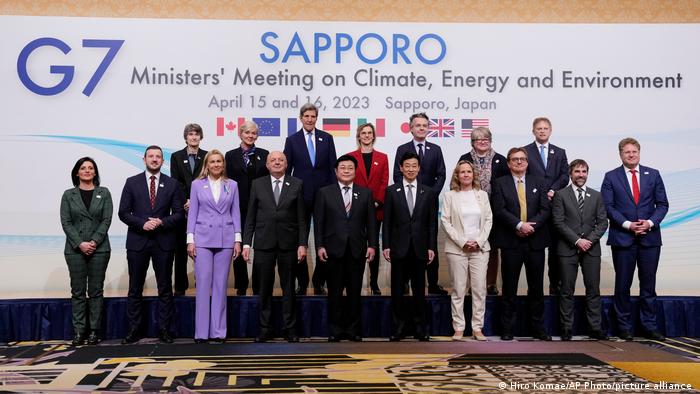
[427,118,454,138]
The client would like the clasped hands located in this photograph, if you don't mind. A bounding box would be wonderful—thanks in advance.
[78,240,97,256]
[516,221,537,237]
[142,217,163,231]
[319,247,375,263]
[629,219,651,235]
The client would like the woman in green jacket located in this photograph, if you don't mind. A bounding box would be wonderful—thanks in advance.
[60,157,113,345]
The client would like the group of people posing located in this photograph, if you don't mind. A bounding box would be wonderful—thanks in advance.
[60,103,669,346]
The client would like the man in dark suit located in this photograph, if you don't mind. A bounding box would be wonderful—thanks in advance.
[491,147,551,341]
[119,145,185,344]
[169,123,207,296]
[314,155,376,342]
[284,103,337,295]
[524,117,569,295]
[243,151,306,342]
[392,112,446,295]
[226,120,269,296]
[601,138,669,341]
[384,151,437,341]
[552,159,609,341]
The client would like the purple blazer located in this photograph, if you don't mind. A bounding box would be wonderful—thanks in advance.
[187,178,241,248]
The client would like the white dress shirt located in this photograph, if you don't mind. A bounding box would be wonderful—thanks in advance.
[145,171,161,197]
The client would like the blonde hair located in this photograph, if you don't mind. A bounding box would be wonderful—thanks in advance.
[450,160,480,191]
[355,122,376,148]
[198,149,228,180]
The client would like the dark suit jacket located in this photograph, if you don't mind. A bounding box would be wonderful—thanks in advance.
[243,176,307,250]
[60,186,113,254]
[347,149,389,221]
[552,186,608,257]
[524,142,569,192]
[283,128,337,207]
[393,141,446,193]
[458,151,510,191]
[382,182,437,259]
[118,172,185,252]
[170,148,207,200]
[314,184,377,260]
[491,174,551,250]
[225,146,269,226]
[601,165,669,247]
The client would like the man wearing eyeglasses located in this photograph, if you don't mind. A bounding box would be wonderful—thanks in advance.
[491,147,551,341]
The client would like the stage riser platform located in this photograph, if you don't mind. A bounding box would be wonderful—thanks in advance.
[1,296,697,342]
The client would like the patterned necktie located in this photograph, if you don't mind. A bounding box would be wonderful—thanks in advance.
[406,184,414,216]
[577,188,585,213]
[149,175,156,209]
[417,143,424,162]
[243,147,255,168]
[273,179,281,205]
[630,169,640,205]
[307,132,316,166]
[517,179,527,222]
[188,154,196,174]
[343,186,351,216]
[539,145,547,168]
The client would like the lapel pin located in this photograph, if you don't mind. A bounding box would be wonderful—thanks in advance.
[644,171,649,175]
[586,193,591,197]
[532,188,538,193]
[495,159,500,163]
[426,146,431,150]
[183,159,188,163]
[374,162,378,165]
[204,185,209,189]
[96,195,102,199]
[285,181,290,186]
[550,149,554,154]
[159,183,164,188]
[319,137,323,142]
[396,188,402,192]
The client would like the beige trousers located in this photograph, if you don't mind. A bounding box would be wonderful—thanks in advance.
[447,251,489,331]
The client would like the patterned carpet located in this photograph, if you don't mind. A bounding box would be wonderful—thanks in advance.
[1,338,698,393]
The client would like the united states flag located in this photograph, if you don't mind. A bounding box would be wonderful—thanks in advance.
[427,118,454,138]
[461,119,490,138]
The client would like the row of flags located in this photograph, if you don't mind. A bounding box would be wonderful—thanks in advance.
[216,117,489,139]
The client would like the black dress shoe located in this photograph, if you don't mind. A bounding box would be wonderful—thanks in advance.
[371,286,382,296]
[194,338,207,344]
[589,331,609,341]
[87,331,100,345]
[351,335,362,342]
[487,285,499,296]
[210,337,225,344]
[416,334,430,342]
[159,330,174,344]
[549,286,560,296]
[533,332,552,341]
[236,289,246,296]
[287,335,299,343]
[295,287,306,296]
[389,334,404,342]
[71,333,86,346]
[314,286,327,296]
[560,330,572,341]
[173,290,185,296]
[255,334,272,343]
[428,285,448,295]
[643,330,665,341]
[618,331,634,341]
[328,335,340,342]
[122,330,141,344]
[501,333,514,341]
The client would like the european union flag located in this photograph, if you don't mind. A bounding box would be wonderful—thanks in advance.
[253,117,281,137]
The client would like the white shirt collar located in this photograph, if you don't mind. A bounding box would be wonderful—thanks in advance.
[271,175,285,185]
[403,179,418,188]
[339,182,353,190]
[537,142,549,150]
[146,171,161,181]
[208,176,223,184]
[626,165,640,173]
[571,184,587,193]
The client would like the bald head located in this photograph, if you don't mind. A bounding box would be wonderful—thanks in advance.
[266,151,287,177]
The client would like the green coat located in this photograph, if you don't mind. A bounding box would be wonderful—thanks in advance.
[60,186,113,254]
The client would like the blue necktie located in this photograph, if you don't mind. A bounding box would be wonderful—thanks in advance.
[539,145,547,168]
[188,154,196,174]
[307,132,316,166]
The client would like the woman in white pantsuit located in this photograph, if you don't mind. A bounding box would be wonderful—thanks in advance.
[441,160,493,341]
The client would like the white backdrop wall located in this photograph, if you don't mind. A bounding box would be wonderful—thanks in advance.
[1,16,698,296]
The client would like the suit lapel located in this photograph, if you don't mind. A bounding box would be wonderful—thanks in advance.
[413,184,426,216]
[546,146,555,171]
[335,185,348,216]
[395,184,411,216]
[88,187,104,217]
[277,178,291,207]
[70,189,91,217]
[617,166,635,203]
[564,187,583,220]
[355,151,369,186]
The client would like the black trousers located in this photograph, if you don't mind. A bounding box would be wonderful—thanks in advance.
[391,245,427,336]
[547,220,561,292]
[425,195,440,289]
[173,221,189,293]
[294,208,312,291]
[126,240,174,333]
[559,252,602,331]
[233,254,259,294]
[500,243,545,335]
[255,247,297,335]
[364,218,381,289]
[326,244,364,337]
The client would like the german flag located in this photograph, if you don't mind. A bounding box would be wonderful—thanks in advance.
[322,118,351,137]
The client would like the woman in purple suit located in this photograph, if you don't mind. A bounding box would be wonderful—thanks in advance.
[187,149,242,343]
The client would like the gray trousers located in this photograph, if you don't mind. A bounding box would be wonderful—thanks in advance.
[558,252,601,332]
[65,252,110,335]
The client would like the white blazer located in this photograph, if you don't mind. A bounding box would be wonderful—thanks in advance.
[441,189,493,255]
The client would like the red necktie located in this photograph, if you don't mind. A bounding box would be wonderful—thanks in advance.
[149,175,156,209]
[630,169,639,205]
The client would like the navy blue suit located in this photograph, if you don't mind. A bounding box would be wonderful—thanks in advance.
[601,165,668,334]
[393,140,446,290]
[525,141,569,294]
[118,172,185,333]
[284,128,337,291]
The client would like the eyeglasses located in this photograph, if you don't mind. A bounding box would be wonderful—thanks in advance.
[509,157,528,163]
